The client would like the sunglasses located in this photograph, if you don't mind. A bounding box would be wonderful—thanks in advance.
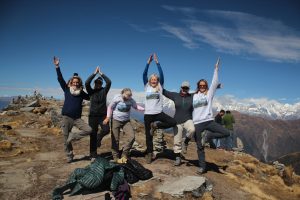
[199,85,207,88]
[181,87,190,90]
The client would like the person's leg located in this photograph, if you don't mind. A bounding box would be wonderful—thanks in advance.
[184,119,195,139]
[144,114,156,163]
[173,124,183,154]
[98,115,110,147]
[205,121,230,142]
[155,112,177,129]
[72,118,93,141]
[111,119,121,161]
[88,116,98,157]
[183,120,195,147]
[194,123,206,173]
[121,121,135,158]
[62,116,74,162]
[226,130,234,150]
[231,130,237,149]
[173,123,183,166]
[144,114,155,154]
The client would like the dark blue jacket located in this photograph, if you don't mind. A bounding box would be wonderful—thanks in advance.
[56,67,89,119]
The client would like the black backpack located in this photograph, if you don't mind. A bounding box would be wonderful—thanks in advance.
[122,159,153,184]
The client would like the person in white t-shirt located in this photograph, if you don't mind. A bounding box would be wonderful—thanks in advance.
[190,58,230,174]
[143,53,176,164]
[103,88,144,163]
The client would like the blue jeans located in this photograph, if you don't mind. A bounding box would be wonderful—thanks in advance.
[194,120,230,169]
[220,130,235,150]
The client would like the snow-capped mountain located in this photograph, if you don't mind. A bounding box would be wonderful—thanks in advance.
[213,95,300,120]
[107,90,300,120]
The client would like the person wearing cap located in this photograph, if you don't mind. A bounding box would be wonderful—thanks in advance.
[163,81,195,166]
[189,58,230,174]
[53,56,92,163]
[143,53,177,164]
[85,66,111,159]
[103,88,144,163]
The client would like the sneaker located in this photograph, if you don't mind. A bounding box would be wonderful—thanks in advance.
[174,156,182,166]
[201,131,207,146]
[145,153,153,164]
[90,152,97,160]
[117,156,128,164]
[182,142,188,154]
[67,151,74,163]
[196,167,206,175]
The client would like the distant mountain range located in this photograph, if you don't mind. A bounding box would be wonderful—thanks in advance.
[159,95,300,120]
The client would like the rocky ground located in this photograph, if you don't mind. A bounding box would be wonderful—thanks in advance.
[0,97,300,200]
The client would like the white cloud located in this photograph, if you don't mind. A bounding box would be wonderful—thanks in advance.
[159,7,300,63]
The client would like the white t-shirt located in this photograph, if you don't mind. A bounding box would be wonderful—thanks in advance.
[192,68,219,124]
[144,83,163,115]
[109,94,137,121]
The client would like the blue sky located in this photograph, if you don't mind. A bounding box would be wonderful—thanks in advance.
[1,0,300,103]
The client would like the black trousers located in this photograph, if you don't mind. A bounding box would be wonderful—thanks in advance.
[88,115,110,154]
[144,112,176,153]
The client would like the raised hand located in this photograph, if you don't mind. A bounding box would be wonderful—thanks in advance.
[94,66,100,74]
[153,53,159,64]
[147,54,153,64]
[53,56,60,68]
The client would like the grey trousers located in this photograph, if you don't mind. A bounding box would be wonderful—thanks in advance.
[111,119,135,159]
[61,115,92,158]
[173,119,195,153]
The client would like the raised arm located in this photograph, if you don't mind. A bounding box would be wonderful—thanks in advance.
[153,53,164,86]
[162,88,176,101]
[143,54,153,85]
[54,56,67,92]
[99,67,111,94]
[85,67,98,94]
[208,57,220,99]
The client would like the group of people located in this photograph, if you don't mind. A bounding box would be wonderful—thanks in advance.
[53,53,231,174]
[213,110,236,150]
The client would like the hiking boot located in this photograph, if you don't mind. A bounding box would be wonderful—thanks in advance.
[67,155,74,163]
[90,152,97,160]
[150,122,157,136]
[182,142,188,154]
[174,156,182,166]
[145,153,153,164]
[201,131,207,146]
[196,167,205,175]
[67,151,74,163]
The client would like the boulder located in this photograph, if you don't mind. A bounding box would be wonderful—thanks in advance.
[157,176,211,198]
[25,100,40,107]
[6,110,20,116]
[20,107,34,112]
[33,107,47,114]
